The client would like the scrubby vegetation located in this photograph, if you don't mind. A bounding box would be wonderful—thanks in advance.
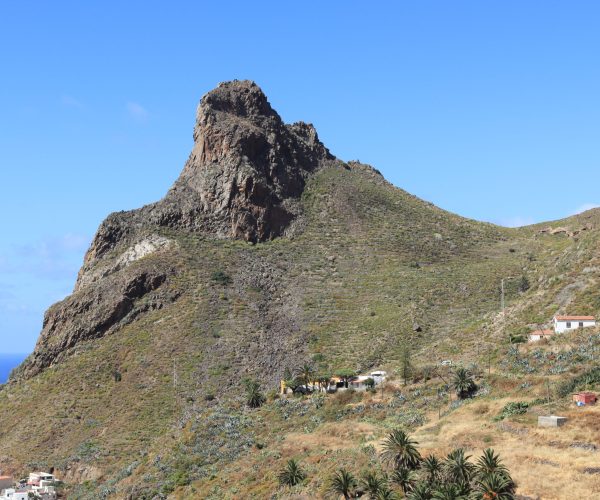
[320,429,515,499]
[4,163,600,498]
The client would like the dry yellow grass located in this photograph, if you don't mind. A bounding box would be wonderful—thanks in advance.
[415,398,600,499]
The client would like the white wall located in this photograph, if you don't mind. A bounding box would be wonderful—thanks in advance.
[554,319,595,333]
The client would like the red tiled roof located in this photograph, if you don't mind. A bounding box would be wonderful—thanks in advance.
[554,316,595,321]
[530,329,553,336]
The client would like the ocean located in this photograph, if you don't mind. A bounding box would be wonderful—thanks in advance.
[0,354,28,383]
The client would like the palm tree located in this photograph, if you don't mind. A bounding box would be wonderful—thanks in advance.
[391,467,417,494]
[361,471,386,498]
[443,449,475,485]
[407,482,432,500]
[475,448,509,477]
[244,378,265,408]
[297,363,315,392]
[421,455,442,484]
[317,373,332,392]
[431,483,470,500]
[473,472,516,499]
[375,486,400,500]
[453,368,476,399]
[278,458,306,486]
[381,429,421,470]
[329,468,357,499]
[336,368,356,388]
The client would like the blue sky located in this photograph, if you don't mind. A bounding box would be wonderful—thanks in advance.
[1,1,600,353]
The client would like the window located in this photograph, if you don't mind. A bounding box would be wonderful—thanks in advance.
[579,322,584,328]
[566,322,571,328]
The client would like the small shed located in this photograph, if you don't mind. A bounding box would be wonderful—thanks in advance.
[528,329,554,342]
[573,392,597,405]
[538,415,568,427]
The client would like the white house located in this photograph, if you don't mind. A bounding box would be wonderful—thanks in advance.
[528,329,554,342]
[369,371,387,384]
[553,315,596,334]
[0,489,29,500]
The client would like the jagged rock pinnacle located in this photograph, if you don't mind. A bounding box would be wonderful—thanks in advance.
[167,79,334,242]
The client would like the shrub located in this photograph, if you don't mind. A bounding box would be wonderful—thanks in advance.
[494,401,529,421]
[211,270,232,285]
[557,367,600,398]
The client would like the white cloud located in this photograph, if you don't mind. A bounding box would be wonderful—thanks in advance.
[572,203,600,215]
[126,101,150,122]
[61,94,84,109]
[496,216,535,228]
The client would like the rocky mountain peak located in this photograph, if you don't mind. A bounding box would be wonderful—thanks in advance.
[74,81,337,285]
[198,80,278,120]
[162,80,335,242]
[15,80,338,380]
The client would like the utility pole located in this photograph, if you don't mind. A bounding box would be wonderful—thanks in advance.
[501,276,517,343]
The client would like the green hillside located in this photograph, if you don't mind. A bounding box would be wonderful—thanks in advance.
[2,82,600,499]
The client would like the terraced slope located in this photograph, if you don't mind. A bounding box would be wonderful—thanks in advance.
[1,81,600,498]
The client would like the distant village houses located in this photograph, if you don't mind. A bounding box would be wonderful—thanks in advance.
[0,472,59,500]
[280,371,387,395]
[528,315,596,342]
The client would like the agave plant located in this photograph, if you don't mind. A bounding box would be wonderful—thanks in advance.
[474,472,516,499]
[278,458,306,486]
[391,466,417,494]
[443,448,475,485]
[381,429,422,470]
[361,471,387,498]
[421,454,442,484]
[453,368,477,399]
[329,468,357,499]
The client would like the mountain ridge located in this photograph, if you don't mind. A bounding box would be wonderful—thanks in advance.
[3,81,600,498]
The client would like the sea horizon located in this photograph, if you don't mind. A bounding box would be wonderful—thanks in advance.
[0,353,28,383]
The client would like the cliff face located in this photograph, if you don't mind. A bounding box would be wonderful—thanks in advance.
[82,80,334,270]
[15,80,335,380]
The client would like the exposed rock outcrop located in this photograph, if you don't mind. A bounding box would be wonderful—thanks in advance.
[15,80,337,380]
[80,80,336,275]
[75,234,175,291]
[14,263,179,380]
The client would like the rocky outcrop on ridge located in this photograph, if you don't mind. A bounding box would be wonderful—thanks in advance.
[79,80,335,276]
[14,80,337,380]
